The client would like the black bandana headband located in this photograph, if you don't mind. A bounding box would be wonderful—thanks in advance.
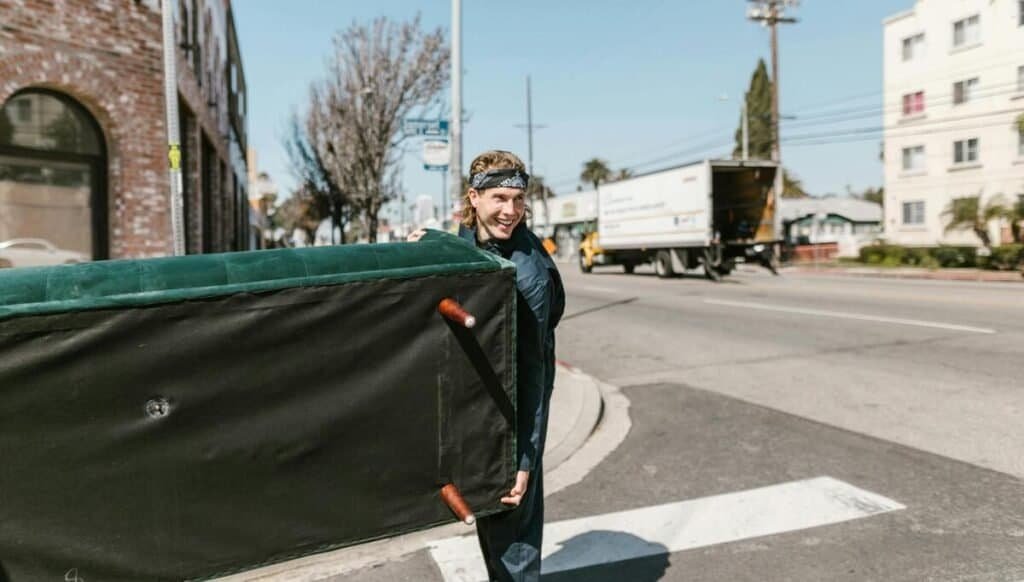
[469,168,530,191]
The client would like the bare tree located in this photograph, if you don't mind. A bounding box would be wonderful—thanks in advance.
[284,110,347,243]
[304,16,449,243]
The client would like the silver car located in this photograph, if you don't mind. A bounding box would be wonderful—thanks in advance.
[0,239,87,268]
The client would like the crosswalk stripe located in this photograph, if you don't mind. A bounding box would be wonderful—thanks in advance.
[427,476,904,582]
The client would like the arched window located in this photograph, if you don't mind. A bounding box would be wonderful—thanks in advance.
[0,90,107,266]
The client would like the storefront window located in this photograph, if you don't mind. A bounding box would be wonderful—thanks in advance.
[0,90,106,267]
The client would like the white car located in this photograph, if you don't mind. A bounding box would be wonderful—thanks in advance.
[0,239,88,268]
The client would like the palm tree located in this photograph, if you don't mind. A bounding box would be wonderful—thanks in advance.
[580,158,612,190]
[613,168,634,182]
[942,193,1012,250]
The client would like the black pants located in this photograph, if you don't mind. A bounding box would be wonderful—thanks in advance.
[475,461,545,582]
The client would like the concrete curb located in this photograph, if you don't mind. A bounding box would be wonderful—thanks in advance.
[783,266,1024,283]
[214,363,625,582]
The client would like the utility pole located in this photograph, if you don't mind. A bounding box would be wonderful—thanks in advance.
[742,101,749,160]
[449,0,462,223]
[747,0,798,198]
[160,0,185,256]
[515,76,548,229]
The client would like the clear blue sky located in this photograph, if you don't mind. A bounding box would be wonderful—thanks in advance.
[234,1,906,216]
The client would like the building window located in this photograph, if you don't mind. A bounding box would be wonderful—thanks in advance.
[1019,130,1024,158]
[953,138,980,164]
[1018,65,1024,93]
[902,201,925,225]
[902,145,926,171]
[953,15,980,48]
[1020,0,1024,26]
[902,33,925,61]
[0,90,108,262]
[952,78,979,105]
[902,91,925,115]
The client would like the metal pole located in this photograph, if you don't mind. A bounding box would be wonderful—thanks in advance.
[161,0,185,256]
[768,3,783,202]
[442,171,448,228]
[742,101,749,160]
[526,75,534,176]
[450,0,462,223]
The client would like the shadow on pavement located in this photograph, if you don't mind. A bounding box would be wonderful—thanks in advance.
[561,297,638,322]
[540,531,670,582]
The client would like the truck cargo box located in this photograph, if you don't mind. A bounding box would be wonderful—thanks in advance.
[597,160,778,250]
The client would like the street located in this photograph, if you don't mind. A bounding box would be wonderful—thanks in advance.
[336,266,1024,582]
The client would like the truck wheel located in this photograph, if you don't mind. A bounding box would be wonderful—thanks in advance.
[655,251,674,279]
[579,253,593,274]
[623,263,635,274]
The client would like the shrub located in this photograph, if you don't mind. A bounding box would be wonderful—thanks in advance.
[986,244,1024,271]
[930,245,977,268]
[857,244,980,268]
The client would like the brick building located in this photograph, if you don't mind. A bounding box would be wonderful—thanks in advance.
[0,0,249,262]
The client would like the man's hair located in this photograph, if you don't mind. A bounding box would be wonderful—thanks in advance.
[462,150,527,227]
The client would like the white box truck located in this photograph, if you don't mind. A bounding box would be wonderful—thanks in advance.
[579,159,780,280]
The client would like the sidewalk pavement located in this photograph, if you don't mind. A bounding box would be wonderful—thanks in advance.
[215,361,611,582]
[782,265,1024,283]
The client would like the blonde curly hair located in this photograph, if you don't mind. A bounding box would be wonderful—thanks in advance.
[461,150,527,227]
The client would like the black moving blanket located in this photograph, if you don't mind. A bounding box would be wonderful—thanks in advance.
[0,234,517,581]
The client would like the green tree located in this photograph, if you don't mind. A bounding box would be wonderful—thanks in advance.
[733,59,773,160]
[580,158,612,190]
[613,168,634,182]
[942,194,1013,250]
[272,186,325,246]
[781,170,808,198]
[846,184,885,207]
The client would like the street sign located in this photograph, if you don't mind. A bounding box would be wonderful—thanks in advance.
[422,139,450,171]
[404,118,449,137]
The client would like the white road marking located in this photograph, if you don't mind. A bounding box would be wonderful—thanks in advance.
[581,285,622,294]
[427,476,904,581]
[703,298,997,334]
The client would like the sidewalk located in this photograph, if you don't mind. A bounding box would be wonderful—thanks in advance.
[783,265,1024,283]
[215,361,611,582]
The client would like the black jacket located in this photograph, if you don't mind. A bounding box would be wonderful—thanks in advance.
[456,224,565,472]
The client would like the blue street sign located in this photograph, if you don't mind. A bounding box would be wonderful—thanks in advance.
[404,118,449,137]
[424,164,448,172]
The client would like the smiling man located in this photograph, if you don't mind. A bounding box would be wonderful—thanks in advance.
[418,150,565,581]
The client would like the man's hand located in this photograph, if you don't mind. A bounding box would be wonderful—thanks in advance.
[406,228,427,242]
[500,470,530,506]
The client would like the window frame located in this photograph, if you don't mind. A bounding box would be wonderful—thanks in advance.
[901,91,926,116]
[901,145,926,171]
[953,138,980,165]
[952,77,979,105]
[901,33,924,61]
[901,200,926,225]
[0,89,109,260]
[952,15,980,48]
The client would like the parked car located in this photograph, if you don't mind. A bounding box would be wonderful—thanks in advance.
[0,238,87,268]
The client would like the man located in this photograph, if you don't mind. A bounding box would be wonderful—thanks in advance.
[410,150,564,581]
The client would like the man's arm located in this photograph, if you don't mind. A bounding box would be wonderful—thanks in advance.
[515,275,552,474]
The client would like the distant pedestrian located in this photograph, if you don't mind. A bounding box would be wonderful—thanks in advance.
[410,150,564,581]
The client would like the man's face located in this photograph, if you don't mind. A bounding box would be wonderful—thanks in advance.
[469,186,526,241]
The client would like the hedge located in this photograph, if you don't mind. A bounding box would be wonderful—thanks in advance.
[857,244,1023,270]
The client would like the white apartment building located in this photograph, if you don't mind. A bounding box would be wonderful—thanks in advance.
[883,0,1024,246]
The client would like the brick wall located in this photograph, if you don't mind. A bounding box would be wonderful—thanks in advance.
[0,0,244,258]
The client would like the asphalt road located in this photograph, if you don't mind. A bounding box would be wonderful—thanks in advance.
[558,264,1024,481]
[339,264,1024,582]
